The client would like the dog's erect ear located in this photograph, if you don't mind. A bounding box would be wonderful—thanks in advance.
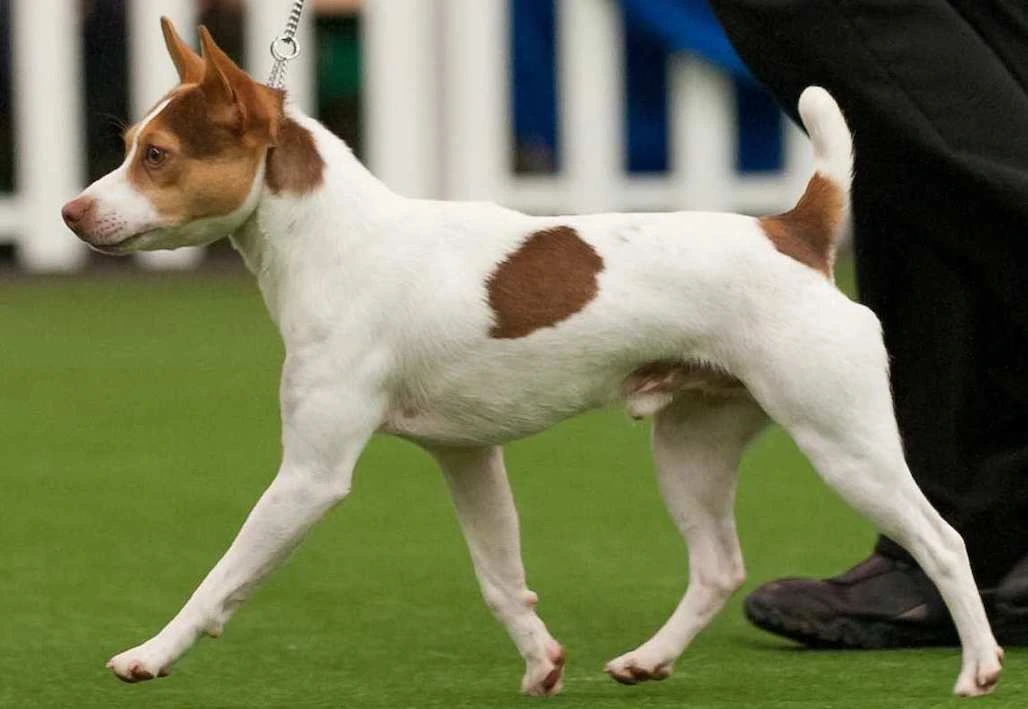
[161,17,203,83]
[198,25,283,145]
[198,25,240,109]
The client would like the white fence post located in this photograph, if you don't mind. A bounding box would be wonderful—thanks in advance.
[670,56,735,212]
[440,0,510,202]
[363,0,441,199]
[557,0,624,214]
[0,196,17,238]
[245,0,316,115]
[12,0,88,272]
[128,0,204,270]
[128,0,195,122]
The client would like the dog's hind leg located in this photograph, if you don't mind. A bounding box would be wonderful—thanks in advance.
[606,394,766,685]
[741,298,1002,697]
[431,445,565,696]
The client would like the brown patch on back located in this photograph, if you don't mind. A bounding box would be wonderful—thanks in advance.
[487,226,604,339]
[265,118,325,195]
[759,173,844,278]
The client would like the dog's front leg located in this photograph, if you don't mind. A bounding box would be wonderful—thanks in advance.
[431,446,565,696]
[106,370,385,683]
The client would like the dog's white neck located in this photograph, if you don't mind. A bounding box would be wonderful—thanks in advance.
[231,107,402,330]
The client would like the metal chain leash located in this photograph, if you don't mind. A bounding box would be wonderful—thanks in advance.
[267,0,308,89]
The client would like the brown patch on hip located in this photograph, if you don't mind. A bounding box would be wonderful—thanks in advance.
[265,118,325,196]
[487,226,604,339]
[759,173,843,278]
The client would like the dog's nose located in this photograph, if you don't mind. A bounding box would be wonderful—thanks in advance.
[62,196,96,232]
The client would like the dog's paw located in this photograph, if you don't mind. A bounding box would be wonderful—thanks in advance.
[953,645,1003,698]
[106,642,173,683]
[521,642,565,697]
[605,648,673,686]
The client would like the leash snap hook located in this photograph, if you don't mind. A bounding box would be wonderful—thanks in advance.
[267,0,307,89]
[271,35,301,63]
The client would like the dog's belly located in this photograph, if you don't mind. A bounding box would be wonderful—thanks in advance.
[379,388,604,447]
[379,409,539,447]
[379,360,745,447]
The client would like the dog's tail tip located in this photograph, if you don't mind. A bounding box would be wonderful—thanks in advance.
[798,86,853,193]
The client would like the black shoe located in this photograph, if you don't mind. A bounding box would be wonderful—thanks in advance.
[745,552,1028,649]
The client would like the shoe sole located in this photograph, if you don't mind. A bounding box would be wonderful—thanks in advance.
[746,596,1028,649]
[744,596,959,649]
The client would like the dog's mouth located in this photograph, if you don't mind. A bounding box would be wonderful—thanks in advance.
[89,230,157,255]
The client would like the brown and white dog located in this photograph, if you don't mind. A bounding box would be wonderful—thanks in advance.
[62,20,1003,698]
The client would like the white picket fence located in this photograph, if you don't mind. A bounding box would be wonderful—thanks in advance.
[1,0,811,273]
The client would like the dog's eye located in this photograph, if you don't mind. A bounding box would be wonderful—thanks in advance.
[143,145,168,168]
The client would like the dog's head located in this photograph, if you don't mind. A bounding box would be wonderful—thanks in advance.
[62,19,284,254]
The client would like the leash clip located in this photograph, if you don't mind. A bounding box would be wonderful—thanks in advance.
[271,35,301,63]
[267,0,307,89]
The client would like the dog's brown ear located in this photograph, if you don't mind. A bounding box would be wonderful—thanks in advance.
[198,25,239,109]
[161,17,203,83]
[198,25,283,145]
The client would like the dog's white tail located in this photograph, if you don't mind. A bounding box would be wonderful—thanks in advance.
[798,86,852,227]
[759,87,853,279]
[799,87,852,192]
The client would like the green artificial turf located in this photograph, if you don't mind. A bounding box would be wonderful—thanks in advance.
[0,270,1023,708]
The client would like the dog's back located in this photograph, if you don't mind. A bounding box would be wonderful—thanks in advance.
[376,88,854,443]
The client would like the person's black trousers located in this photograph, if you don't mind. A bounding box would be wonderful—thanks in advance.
[708,0,1028,586]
